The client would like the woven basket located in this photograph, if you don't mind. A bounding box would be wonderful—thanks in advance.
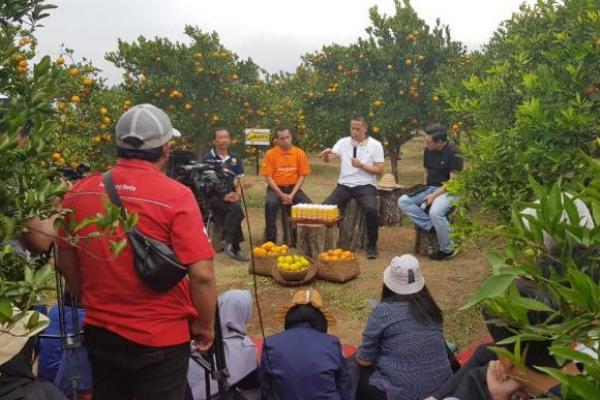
[275,256,313,282]
[248,254,277,277]
[316,257,360,283]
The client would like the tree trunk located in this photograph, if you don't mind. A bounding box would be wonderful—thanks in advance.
[414,226,440,256]
[389,143,400,183]
[296,224,339,259]
[264,205,296,246]
[378,187,407,226]
[338,199,368,251]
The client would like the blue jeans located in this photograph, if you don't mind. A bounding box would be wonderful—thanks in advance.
[397,186,458,253]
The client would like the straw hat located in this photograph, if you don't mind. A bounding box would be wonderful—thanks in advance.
[383,254,425,295]
[274,288,336,327]
[0,309,49,366]
[377,173,402,191]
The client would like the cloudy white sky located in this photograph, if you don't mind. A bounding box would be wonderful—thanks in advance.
[35,0,535,84]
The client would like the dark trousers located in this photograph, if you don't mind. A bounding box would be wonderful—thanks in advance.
[208,197,245,250]
[324,184,379,245]
[85,325,190,400]
[264,186,311,242]
[357,365,387,400]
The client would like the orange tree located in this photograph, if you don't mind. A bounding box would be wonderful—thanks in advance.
[105,26,266,157]
[47,49,129,171]
[440,0,600,217]
[298,0,464,179]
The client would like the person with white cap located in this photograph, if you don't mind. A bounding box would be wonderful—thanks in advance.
[354,254,452,400]
[55,104,217,400]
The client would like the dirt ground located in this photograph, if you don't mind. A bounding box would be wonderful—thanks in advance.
[214,137,490,350]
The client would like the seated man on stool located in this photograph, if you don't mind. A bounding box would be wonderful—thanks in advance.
[398,124,463,260]
[319,114,385,259]
[261,126,312,242]
[202,127,249,261]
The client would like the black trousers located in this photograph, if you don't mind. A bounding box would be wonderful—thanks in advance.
[208,197,245,250]
[85,325,190,400]
[324,184,379,245]
[264,186,311,242]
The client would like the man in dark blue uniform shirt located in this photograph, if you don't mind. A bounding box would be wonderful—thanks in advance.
[398,124,463,260]
[202,128,249,261]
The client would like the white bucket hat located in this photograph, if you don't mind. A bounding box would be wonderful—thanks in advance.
[383,254,425,295]
[0,309,49,366]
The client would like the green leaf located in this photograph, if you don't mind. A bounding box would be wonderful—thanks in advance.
[460,274,515,309]
[0,297,13,321]
[110,239,128,257]
[486,251,505,274]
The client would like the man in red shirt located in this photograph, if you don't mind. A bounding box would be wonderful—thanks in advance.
[56,104,217,400]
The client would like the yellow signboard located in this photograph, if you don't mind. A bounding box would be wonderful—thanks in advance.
[244,128,271,146]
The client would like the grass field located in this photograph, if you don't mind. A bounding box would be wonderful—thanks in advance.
[214,137,491,351]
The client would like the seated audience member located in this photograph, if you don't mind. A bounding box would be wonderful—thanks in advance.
[354,254,451,400]
[38,289,86,383]
[397,124,463,260]
[260,289,351,400]
[319,114,385,259]
[260,127,312,242]
[0,310,67,400]
[187,290,259,399]
[427,279,571,400]
[201,128,249,261]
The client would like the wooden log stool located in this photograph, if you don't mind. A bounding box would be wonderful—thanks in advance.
[337,199,371,251]
[377,186,419,226]
[414,207,455,256]
[264,204,297,247]
[296,223,339,259]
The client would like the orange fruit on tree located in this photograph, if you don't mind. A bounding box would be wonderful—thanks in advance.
[68,67,79,77]
[82,77,93,86]
[71,95,81,103]
[51,153,61,161]
[372,125,381,134]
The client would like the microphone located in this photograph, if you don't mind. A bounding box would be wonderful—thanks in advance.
[353,146,357,158]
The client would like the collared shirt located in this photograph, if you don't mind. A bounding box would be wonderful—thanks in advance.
[331,136,385,187]
[358,301,451,400]
[56,158,214,347]
[424,143,463,186]
[260,145,311,187]
[201,148,244,177]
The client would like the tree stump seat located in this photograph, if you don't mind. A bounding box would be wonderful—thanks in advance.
[337,198,373,251]
[296,223,339,259]
[264,204,296,247]
[414,207,456,256]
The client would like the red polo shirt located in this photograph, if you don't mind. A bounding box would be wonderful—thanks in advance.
[56,158,215,346]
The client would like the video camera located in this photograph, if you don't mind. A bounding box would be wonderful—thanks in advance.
[56,163,91,181]
[167,151,236,213]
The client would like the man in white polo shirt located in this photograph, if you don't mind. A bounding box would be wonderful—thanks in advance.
[319,114,385,259]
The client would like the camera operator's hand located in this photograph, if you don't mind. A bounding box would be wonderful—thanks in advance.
[190,319,215,352]
[223,192,239,202]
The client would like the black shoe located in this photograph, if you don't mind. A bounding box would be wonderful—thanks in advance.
[223,242,250,261]
[429,250,454,260]
[366,244,378,259]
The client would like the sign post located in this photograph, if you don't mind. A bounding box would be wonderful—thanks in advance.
[244,128,271,174]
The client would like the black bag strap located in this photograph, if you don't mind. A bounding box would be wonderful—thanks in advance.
[102,171,128,220]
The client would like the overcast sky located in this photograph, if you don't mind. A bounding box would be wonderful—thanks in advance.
[35,0,535,84]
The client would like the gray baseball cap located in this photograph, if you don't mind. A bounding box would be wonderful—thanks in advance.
[115,103,181,150]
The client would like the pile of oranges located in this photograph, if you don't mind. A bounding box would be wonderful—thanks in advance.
[319,248,355,261]
[252,241,289,257]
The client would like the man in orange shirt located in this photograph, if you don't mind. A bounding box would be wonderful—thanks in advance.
[260,127,312,242]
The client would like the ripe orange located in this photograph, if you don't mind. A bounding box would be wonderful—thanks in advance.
[82,77,93,86]
[405,59,413,66]
[71,95,81,104]
[68,67,79,77]
[51,153,61,161]
[262,241,274,251]
[372,125,381,134]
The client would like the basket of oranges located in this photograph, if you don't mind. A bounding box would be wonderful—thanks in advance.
[276,255,311,281]
[249,242,290,276]
[316,248,360,283]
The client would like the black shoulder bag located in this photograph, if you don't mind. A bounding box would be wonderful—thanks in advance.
[102,171,187,292]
